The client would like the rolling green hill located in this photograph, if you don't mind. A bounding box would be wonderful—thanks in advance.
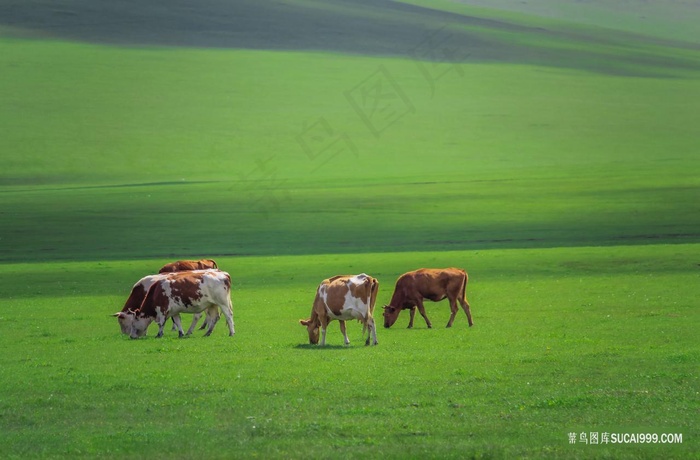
[1,34,698,260]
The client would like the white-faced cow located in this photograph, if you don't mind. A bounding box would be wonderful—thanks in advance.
[299,274,379,346]
[125,270,235,339]
[112,274,206,336]
[383,268,473,329]
[158,259,218,273]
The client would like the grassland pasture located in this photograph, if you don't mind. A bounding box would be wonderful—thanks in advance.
[0,0,698,458]
[1,246,698,458]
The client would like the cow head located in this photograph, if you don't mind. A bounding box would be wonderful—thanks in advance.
[112,311,133,334]
[382,305,401,328]
[125,311,154,339]
[299,318,320,344]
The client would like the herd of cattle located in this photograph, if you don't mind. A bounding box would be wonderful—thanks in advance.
[113,259,474,345]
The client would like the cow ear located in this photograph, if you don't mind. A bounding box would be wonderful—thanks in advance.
[111,312,122,318]
[299,319,310,326]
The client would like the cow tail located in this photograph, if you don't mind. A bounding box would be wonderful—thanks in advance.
[362,277,379,339]
[361,282,369,338]
[460,270,468,303]
[369,278,379,317]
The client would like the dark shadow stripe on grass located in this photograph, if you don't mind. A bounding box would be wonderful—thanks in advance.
[0,180,225,194]
[1,0,698,77]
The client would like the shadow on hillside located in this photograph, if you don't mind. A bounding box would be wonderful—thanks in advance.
[1,0,698,76]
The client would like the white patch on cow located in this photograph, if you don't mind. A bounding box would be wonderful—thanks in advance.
[318,284,328,308]
[324,281,370,321]
[348,273,369,286]
[340,288,370,320]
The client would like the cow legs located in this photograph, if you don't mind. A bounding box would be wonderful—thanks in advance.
[199,310,218,330]
[339,321,350,345]
[460,297,474,327]
[415,299,433,328]
[220,298,235,336]
[365,317,378,346]
[171,315,187,338]
[184,312,203,335]
[156,319,168,338]
[407,306,417,328]
[203,306,220,337]
[446,296,459,328]
[319,319,328,346]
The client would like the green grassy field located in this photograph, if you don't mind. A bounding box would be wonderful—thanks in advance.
[0,246,697,458]
[1,0,699,458]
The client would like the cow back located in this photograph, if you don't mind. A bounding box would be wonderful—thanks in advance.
[158,258,218,273]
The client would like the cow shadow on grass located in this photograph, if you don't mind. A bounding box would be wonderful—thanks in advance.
[293,344,352,351]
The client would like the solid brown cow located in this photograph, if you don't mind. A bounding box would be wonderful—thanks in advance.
[158,259,218,273]
[383,268,473,329]
[299,273,379,346]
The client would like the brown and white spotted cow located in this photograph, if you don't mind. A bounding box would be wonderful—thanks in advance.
[124,269,235,339]
[158,259,218,273]
[383,268,473,329]
[299,273,379,346]
[112,274,206,336]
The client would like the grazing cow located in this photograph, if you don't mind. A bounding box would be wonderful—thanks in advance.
[383,268,473,329]
[158,258,218,273]
[112,274,207,335]
[299,273,379,346]
[125,270,235,339]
